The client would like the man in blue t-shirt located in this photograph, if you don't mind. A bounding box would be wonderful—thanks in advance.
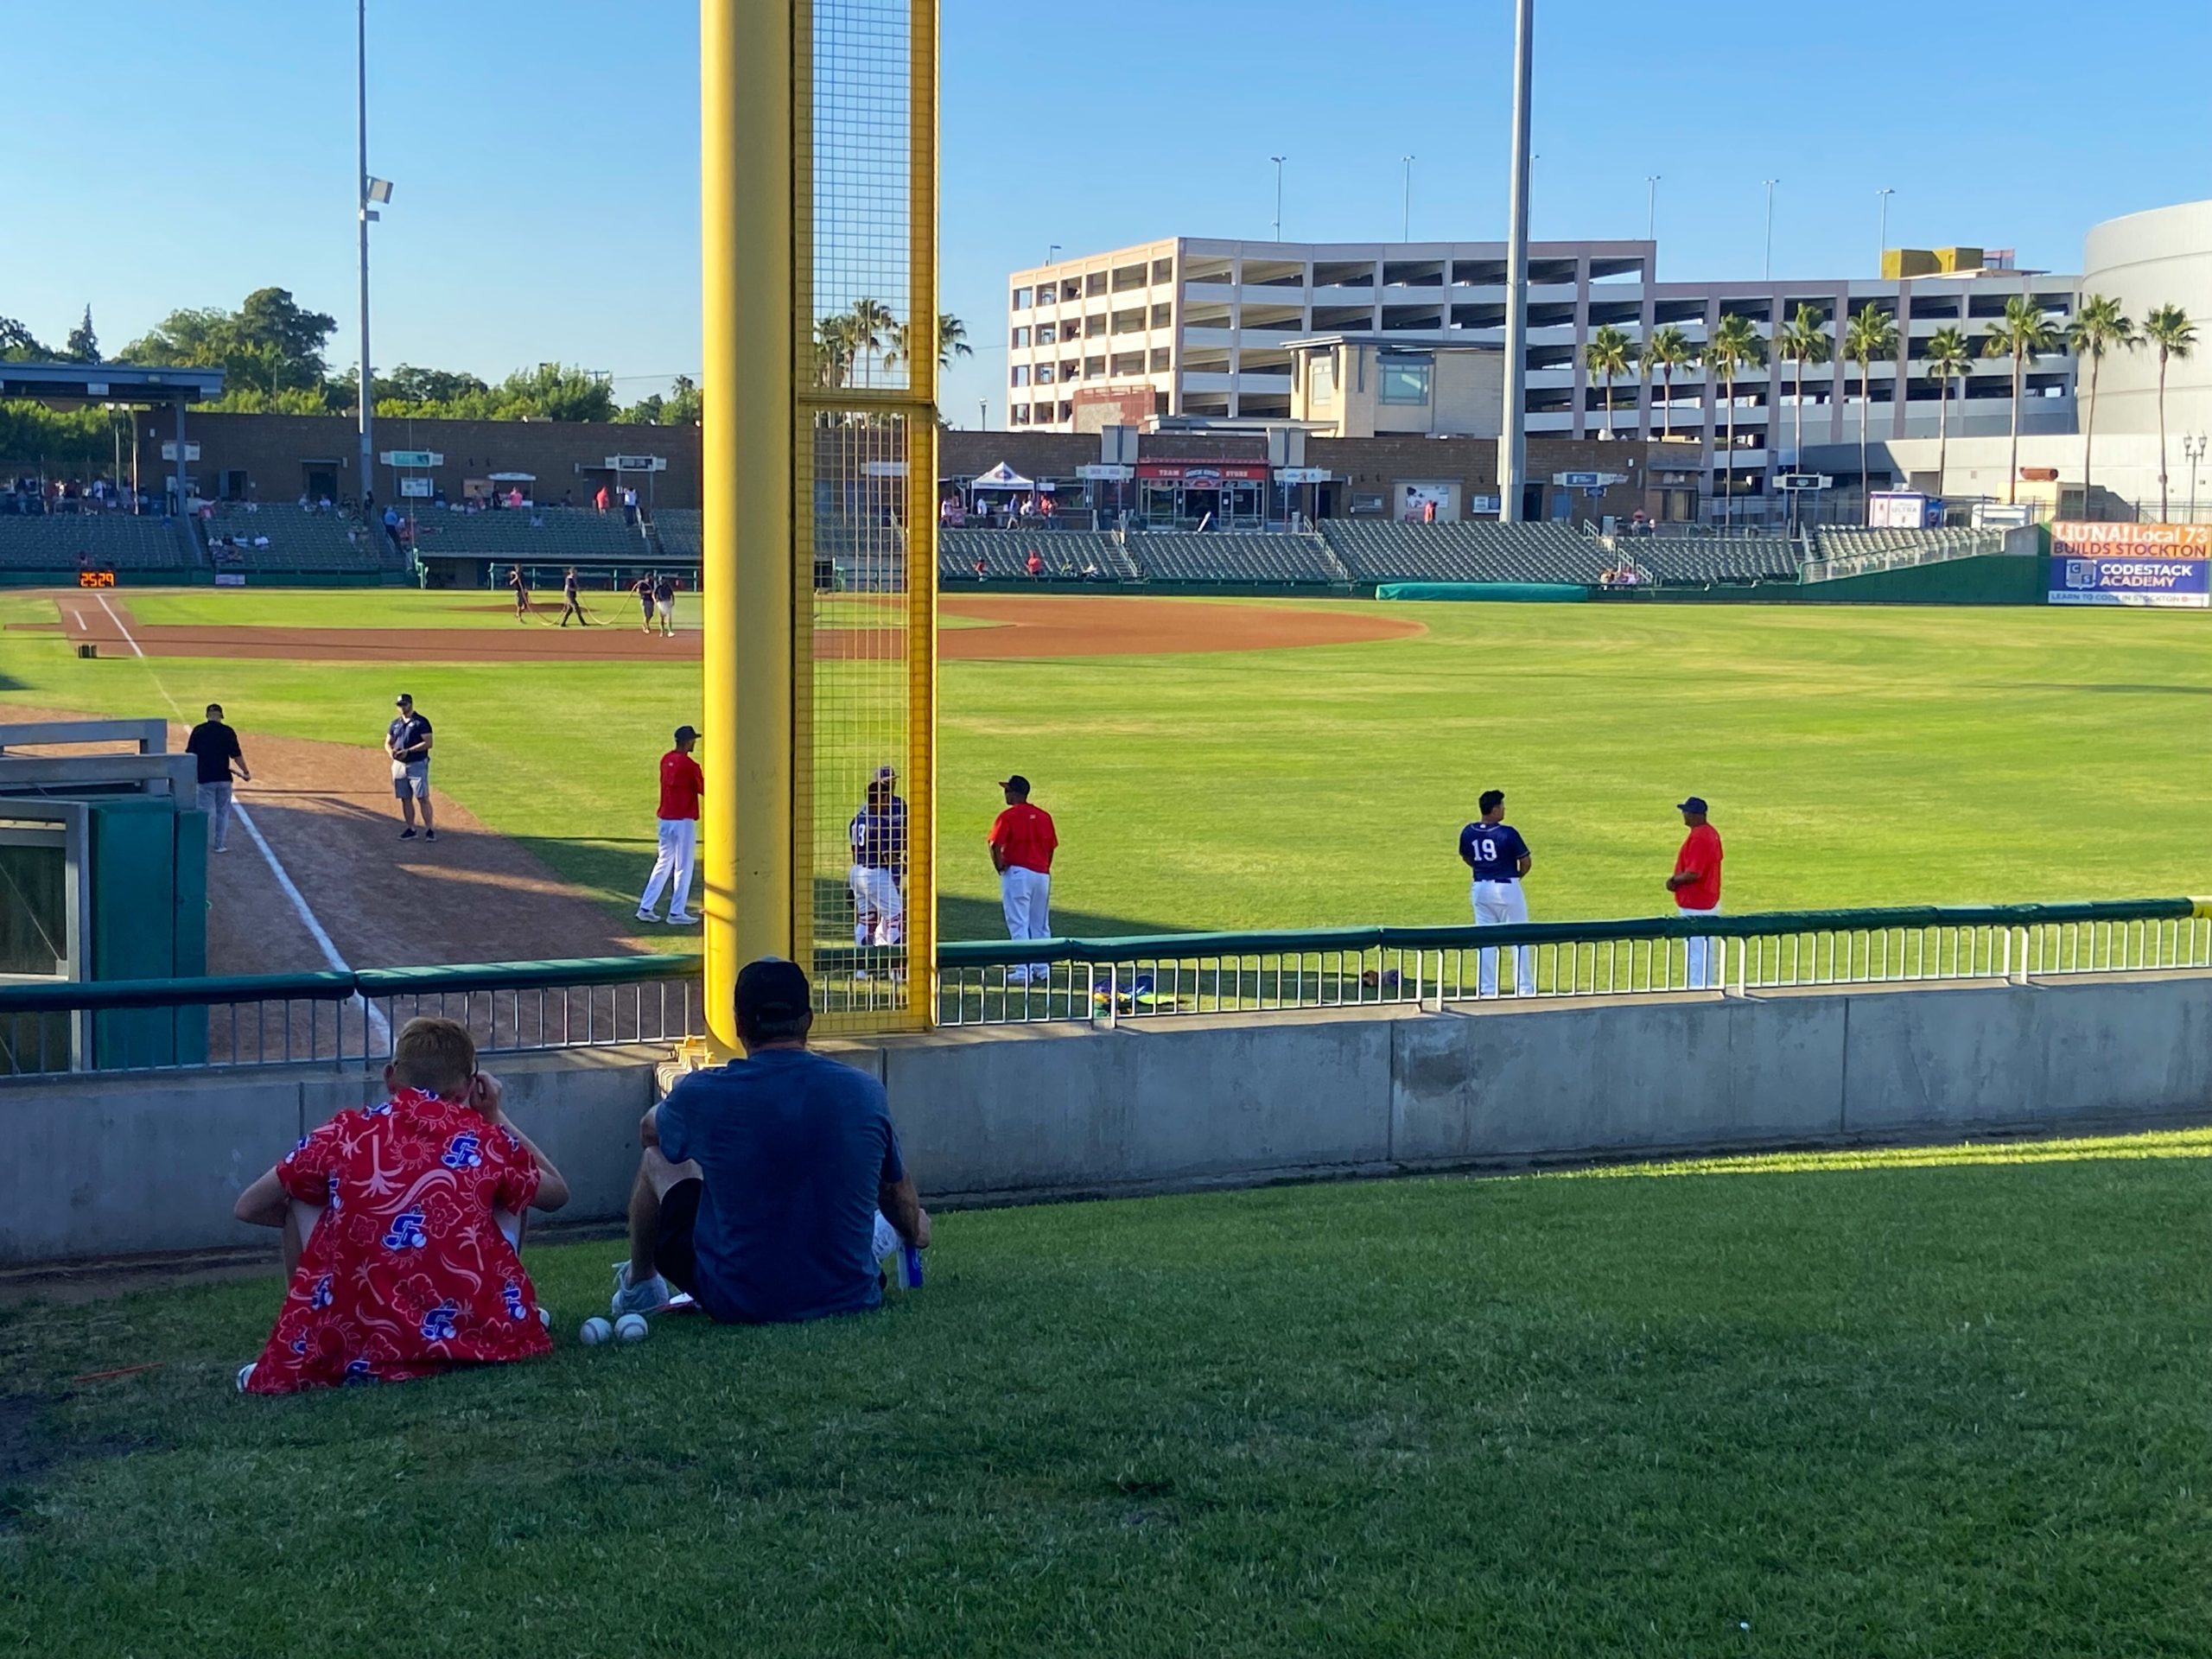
[613,957,930,1324]
[1459,788,1535,998]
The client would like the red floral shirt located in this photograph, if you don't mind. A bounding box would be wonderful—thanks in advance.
[245,1089,548,1394]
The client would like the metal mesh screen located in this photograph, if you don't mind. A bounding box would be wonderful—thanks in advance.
[797,0,938,1029]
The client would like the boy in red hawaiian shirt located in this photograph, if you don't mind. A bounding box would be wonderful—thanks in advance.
[232,1016,570,1394]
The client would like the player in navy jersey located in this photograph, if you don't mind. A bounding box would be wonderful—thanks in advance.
[1459,788,1534,997]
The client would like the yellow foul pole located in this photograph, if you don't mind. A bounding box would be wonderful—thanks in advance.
[700,0,793,1053]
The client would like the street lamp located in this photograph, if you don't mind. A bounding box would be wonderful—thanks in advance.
[1763,180,1778,280]
[979,397,988,432]
[2185,434,2208,524]
[1402,156,1415,241]
[1876,187,1895,269]
[1270,155,1286,241]
[1645,175,1660,242]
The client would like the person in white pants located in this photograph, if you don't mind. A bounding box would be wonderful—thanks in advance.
[848,766,908,969]
[637,725,703,925]
[988,774,1058,983]
[1666,796,1725,989]
[1459,788,1535,997]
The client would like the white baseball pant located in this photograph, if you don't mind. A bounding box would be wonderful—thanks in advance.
[999,865,1052,981]
[849,864,905,946]
[1680,905,1722,988]
[1471,878,1535,997]
[639,817,697,918]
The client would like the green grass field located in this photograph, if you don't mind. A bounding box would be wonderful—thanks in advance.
[3,592,2209,940]
[3,1134,2208,1655]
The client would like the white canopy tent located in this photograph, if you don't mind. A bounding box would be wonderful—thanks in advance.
[970,461,1035,492]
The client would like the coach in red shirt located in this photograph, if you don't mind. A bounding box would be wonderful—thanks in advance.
[1666,796,1724,989]
[988,774,1058,984]
[638,725,704,925]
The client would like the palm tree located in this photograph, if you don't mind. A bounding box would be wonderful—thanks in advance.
[1921,325,1974,503]
[1703,313,1766,530]
[2064,295,2137,520]
[845,296,895,386]
[1644,326,1694,440]
[1777,302,1833,471]
[1980,295,2062,507]
[814,314,859,390]
[1844,302,1899,520]
[937,313,973,368]
[2142,304,2198,520]
[1583,323,1635,439]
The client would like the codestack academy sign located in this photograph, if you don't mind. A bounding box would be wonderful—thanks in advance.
[2049,522,2212,608]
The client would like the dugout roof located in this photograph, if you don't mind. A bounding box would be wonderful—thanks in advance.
[0,361,226,407]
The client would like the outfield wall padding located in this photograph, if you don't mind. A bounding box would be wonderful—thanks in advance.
[8,971,2212,1263]
[1374,581,1589,602]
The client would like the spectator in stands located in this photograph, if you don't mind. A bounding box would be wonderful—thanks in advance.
[1080,558,1102,582]
[382,504,401,536]
[594,484,610,514]
[1666,797,1724,989]
[621,486,639,524]
[232,1015,569,1395]
[385,694,435,842]
[1024,549,1044,579]
[1421,499,1438,524]
[561,490,575,508]
[612,957,928,1328]
[186,703,250,855]
[508,487,526,510]
[972,555,988,582]
[297,493,311,511]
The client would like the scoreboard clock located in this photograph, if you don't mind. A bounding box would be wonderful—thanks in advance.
[77,569,117,588]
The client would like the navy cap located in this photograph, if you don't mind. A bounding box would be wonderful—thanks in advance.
[674,725,700,744]
[1000,774,1031,794]
[734,957,810,1026]
[1677,796,1708,814]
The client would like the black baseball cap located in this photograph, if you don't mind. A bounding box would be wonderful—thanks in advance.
[1677,796,1708,814]
[394,693,413,707]
[999,774,1031,794]
[674,724,700,743]
[734,957,810,1027]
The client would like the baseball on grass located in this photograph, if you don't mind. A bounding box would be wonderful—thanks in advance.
[614,1313,651,1343]
[578,1317,613,1346]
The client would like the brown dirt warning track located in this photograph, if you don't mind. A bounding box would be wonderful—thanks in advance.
[22,593,1423,663]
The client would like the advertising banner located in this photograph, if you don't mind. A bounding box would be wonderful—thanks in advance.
[2049,523,2212,607]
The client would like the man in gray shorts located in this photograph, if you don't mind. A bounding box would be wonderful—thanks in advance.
[385,693,436,842]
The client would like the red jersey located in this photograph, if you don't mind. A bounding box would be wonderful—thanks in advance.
[658,750,703,820]
[1673,823,1723,912]
[989,801,1058,874]
[245,1089,547,1394]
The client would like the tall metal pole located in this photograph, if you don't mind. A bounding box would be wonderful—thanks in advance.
[1402,156,1414,240]
[1271,156,1285,241]
[1763,180,1777,279]
[356,0,372,510]
[1499,0,1534,523]
[1645,175,1658,242]
[1877,187,1894,270]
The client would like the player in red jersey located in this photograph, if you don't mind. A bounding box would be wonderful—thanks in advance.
[1667,796,1725,989]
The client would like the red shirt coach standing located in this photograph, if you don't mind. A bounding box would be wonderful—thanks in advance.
[638,725,704,926]
[1666,795,1724,989]
[988,775,1057,984]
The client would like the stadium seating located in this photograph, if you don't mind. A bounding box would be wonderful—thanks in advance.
[409,505,647,564]
[652,508,701,559]
[1620,536,1802,583]
[1125,532,1344,585]
[0,509,195,571]
[940,528,1140,582]
[1811,526,2002,563]
[1319,520,1610,584]
[197,503,390,575]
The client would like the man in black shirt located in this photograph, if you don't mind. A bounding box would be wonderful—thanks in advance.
[185,702,250,854]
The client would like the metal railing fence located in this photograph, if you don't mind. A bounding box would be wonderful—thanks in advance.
[3,899,2205,1077]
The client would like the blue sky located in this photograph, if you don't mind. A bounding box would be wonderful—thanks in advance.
[4,0,2207,429]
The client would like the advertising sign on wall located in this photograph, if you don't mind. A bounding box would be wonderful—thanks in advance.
[2048,522,2212,607]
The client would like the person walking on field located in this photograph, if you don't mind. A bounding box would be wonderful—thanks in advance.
[559,567,590,627]
[386,693,435,842]
[1667,796,1725,989]
[637,725,703,925]
[988,774,1057,984]
[1459,787,1534,998]
[632,573,656,633]
[186,702,250,855]
[653,573,677,638]
[506,563,531,623]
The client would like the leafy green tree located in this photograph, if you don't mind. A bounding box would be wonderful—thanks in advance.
[0,317,54,361]
[1920,326,1974,503]
[122,287,337,399]
[815,314,859,390]
[846,298,894,386]
[1979,296,2061,507]
[64,306,99,365]
[1582,323,1636,438]
[1844,302,1900,518]
[2063,295,2136,520]
[2141,304,2197,520]
[1777,302,1832,467]
[1643,326,1694,440]
[385,365,491,405]
[1703,313,1766,529]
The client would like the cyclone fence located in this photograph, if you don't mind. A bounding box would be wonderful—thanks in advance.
[2,899,2205,1078]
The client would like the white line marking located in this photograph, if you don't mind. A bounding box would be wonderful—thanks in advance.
[100,601,391,1052]
[94,592,143,657]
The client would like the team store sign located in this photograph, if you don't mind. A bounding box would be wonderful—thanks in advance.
[2049,522,2212,608]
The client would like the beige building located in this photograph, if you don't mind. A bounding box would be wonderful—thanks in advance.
[1286,336,1505,440]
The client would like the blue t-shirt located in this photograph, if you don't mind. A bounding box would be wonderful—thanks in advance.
[1459,821,1530,880]
[656,1048,906,1324]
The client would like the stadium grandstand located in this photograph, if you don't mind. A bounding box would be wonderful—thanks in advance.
[1811,526,2005,563]
[1320,520,1608,585]
[194,502,398,577]
[409,505,649,564]
[1128,531,1345,586]
[651,507,702,560]
[1615,535,1802,584]
[0,505,199,573]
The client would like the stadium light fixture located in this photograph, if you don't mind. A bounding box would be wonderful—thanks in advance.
[1877,187,1895,268]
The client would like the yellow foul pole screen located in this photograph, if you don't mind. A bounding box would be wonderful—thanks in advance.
[701,0,938,1046]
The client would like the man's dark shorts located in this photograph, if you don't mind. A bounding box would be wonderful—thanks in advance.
[653,1178,705,1296]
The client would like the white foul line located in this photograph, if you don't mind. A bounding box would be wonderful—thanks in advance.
[92,591,390,1051]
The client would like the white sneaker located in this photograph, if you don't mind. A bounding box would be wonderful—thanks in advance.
[664,913,699,926]
[634,910,658,923]
[610,1260,671,1319]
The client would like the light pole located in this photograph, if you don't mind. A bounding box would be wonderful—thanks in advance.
[979,397,988,432]
[1270,155,1286,241]
[1645,175,1659,243]
[1402,155,1415,240]
[356,0,372,510]
[1499,0,1535,522]
[1877,187,1895,269]
[1046,243,1061,265]
[1763,179,1778,280]
[2186,434,2207,524]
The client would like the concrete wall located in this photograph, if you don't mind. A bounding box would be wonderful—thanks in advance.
[7,973,2210,1265]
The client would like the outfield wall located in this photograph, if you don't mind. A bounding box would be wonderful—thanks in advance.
[7,969,2209,1266]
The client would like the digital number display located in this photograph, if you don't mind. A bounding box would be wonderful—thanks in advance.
[78,569,117,588]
